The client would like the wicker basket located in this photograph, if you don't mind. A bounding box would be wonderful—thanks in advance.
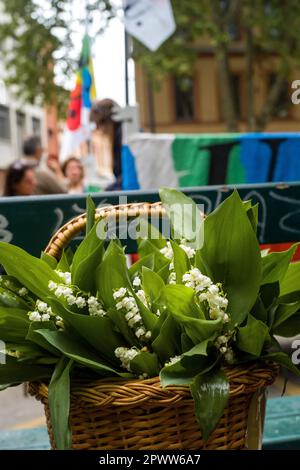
[29,201,278,450]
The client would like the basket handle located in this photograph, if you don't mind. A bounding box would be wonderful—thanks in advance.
[45,202,166,260]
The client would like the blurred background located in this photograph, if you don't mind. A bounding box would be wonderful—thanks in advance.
[0,0,300,450]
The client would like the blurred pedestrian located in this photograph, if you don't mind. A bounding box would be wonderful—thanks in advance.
[3,161,37,196]
[22,136,67,195]
[62,157,85,194]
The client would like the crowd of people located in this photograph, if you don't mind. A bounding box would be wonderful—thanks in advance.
[3,136,88,197]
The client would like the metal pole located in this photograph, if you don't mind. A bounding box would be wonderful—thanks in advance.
[124,29,130,105]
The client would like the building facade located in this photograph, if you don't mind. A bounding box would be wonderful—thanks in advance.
[135,46,300,134]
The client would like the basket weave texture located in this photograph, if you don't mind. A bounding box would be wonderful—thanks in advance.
[29,364,277,450]
[29,201,278,450]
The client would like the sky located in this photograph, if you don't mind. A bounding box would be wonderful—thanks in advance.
[68,0,136,107]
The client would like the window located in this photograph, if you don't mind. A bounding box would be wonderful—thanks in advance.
[32,116,41,137]
[268,73,290,118]
[16,111,26,157]
[174,77,194,121]
[231,74,241,119]
[0,105,10,140]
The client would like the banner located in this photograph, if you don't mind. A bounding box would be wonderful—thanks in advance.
[60,34,96,161]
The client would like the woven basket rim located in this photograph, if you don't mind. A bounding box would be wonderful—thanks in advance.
[29,361,278,409]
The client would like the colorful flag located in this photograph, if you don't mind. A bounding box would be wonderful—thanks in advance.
[60,34,96,161]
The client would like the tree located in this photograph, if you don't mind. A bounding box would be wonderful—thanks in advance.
[134,0,300,131]
[0,0,115,116]
[1,1,300,130]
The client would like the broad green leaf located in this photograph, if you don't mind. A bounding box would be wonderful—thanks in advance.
[160,355,213,387]
[0,287,30,309]
[170,240,191,284]
[129,254,154,277]
[26,321,60,356]
[272,311,300,337]
[73,241,104,294]
[151,313,181,363]
[236,314,269,356]
[56,250,71,272]
[108,308,140,348]
[190,368,230,440]
[40,252,57,269]
[47,298,125,365]
[48,356,72,450]
[97,241,131,308]
[261,244,298,285]
[159,187,204,249]
[246,203,259,233]
[132,292,158,332]
[251,296,268,323]
[86,195,96,235]
[130,351,159,377]
[0,355,51,385]
[36,329,129,377]
[280,261,300,296]
[0,242,60,300]
[199,190,261,324]
[71,222,102,278]
[183,336,217,357]
[142,266,164,304]
[181,332,194,353]
[0,308,30,341]
[164,284,204,319]
[260,282,280,310]
[136,218,166,249]
[138,239,170,272]
[261,352,300,377]
[273,301,300,330]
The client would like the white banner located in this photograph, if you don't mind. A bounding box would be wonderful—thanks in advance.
[123,0,176,51]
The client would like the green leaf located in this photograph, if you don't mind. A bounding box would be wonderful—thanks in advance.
[26,321,60,356]
[236,314,269,356]
[48,356,72,450]
[129,253,154,277]
[164,284,203,319]
[246,203,259,233]
[261,352,300,377]
[36,329,129,377]
[199,190,261,324]
[57,250,71,272]
[160,355,213,387]
[190,368,230,440]
[0,242,60,300]
[0,308,30,341]
[0,355,51,385]
[74,242,104,294]
[86,195,96,236]
[97,241,131,308]
[0,287,30,309]
[71,222,101,276]
[40,252,57,269]
[272,310,300,337]
[159,187,204,249]
[280,261,300,296]
[170,240,191,284]
[136,218,166,249]
[151,313,181,363]
[130,351,159,377]
[142,266,164,304]
[261,244,298,285]
[47,298,125,365]
[183,336,216,357]
[251,296,268,323]
[138,239,170,272]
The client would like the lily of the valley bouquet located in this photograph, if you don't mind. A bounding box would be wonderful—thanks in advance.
[0,188,300,449]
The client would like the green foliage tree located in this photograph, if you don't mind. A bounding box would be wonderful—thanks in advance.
[1,1,300,129]
[0,0,115,117]
[134,0,300,131]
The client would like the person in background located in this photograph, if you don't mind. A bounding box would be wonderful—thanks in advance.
[62,157,85,194]
[3,161,37,196]
[22,136,67,195]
